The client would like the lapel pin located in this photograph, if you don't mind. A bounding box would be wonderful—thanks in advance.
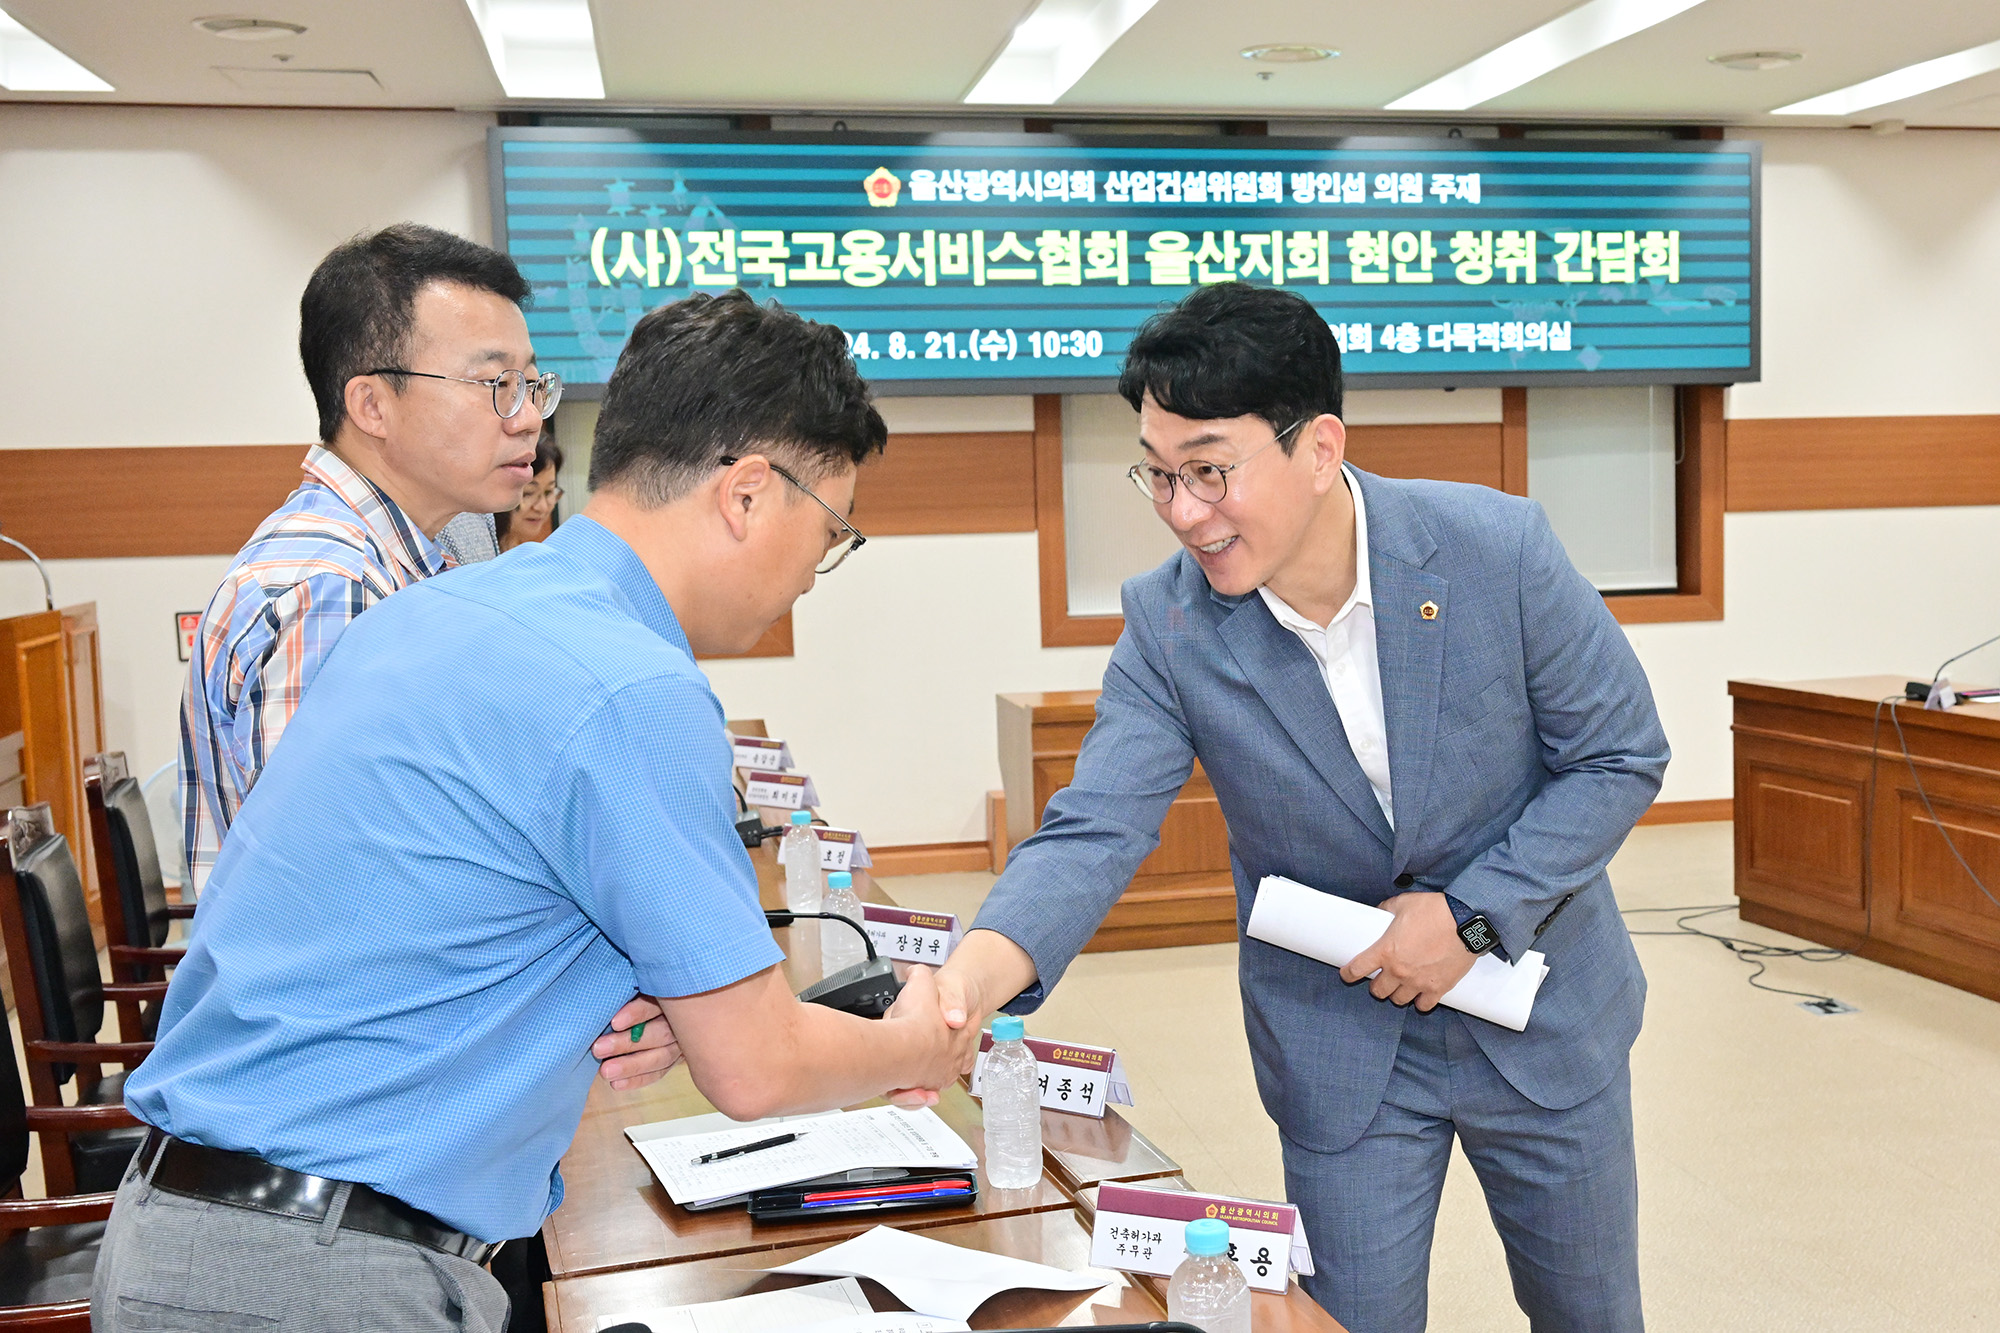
[1419,600,1439,621]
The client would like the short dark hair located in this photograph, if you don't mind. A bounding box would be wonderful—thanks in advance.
[299,223,531,443]
[1118,283,1343,450]
[589,290,887,504]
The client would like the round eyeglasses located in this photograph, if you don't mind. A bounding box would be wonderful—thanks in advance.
[1126,417,1308,505]
[365,367,563,421]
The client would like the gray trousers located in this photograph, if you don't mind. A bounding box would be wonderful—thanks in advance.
[91,1148,510,1332]
[1281,1007,1643,1333]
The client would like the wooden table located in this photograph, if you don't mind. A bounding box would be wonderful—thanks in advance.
[1730,675,2000,1001]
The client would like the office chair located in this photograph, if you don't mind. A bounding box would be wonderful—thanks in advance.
[84,753,192,1038]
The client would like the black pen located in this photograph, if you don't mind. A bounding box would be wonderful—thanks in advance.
[690,1131,804,1167]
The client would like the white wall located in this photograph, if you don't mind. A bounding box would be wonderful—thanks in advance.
[5,110,1997,845]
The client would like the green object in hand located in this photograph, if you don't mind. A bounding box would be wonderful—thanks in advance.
[630,1022,646,1042]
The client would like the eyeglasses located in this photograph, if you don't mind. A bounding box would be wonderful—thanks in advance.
[518,485,564,509]
[365,366,563,421]
[1126,418,1308,506]
[719,455,868,574]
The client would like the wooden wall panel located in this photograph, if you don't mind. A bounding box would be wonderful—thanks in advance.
[851,431,1035,535]
[1344,422,1504,491]
[0,445,306,560]
[1726,414,2000,511]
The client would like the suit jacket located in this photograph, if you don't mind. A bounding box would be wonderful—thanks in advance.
[973,467,1670,1153]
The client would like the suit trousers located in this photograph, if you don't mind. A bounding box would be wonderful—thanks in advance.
[91,1149,510,1332]
[1280,1007,1642,1333]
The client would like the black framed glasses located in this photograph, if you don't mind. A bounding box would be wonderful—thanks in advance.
[365,367,563,421]
[719,455,868,573]
[1126,417,1308,505]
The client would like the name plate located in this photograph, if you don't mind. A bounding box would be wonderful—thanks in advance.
[861,903,960,963]
[775,826,873,871]
[969,1034,1133,1119]
[1087,1183,1313,1293]
[730,736,795,772]
[743,771,821,810]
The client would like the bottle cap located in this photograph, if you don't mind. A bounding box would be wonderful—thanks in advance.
[790,810,812,825]
[827,871,852,889]
[1184,1217,1230,1257]
[990,1014,1025,1041]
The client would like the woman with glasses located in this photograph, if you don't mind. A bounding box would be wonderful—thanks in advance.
[497,434,565,552]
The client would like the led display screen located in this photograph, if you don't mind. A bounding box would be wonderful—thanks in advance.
[491,128,1758,396]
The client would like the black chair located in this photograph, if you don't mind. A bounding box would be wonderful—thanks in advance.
[84,753,192,1039]
[0,971,138,1333]
[1,804,156,1197]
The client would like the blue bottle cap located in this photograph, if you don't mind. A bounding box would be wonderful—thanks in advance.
[827,871,852,889]
[1184,1218,1230,1257]
[790,810,812,825]
[990,1014,1025,1041]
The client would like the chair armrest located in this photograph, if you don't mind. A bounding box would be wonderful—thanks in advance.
[25,1104,143,1132]
[101,981,171,1002]
[109,945,184,966]
[166,903,197,918]
[27,1040,153,1066]
[0,1192,115,1226]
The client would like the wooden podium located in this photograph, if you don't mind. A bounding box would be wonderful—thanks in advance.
[0,605,106,932]
[1731,676,2000,1002]
[996,690,1236,951]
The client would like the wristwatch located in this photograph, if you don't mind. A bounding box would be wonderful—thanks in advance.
[1456,913,1500,956]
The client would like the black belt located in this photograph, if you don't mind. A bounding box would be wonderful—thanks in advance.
[140,1129,501,1265]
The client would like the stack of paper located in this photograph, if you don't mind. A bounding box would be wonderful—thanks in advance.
[770,1226,1112,1321]
[1246,875,1550,1031]
[632,1107,978,1209]
[593,1276,970,1333]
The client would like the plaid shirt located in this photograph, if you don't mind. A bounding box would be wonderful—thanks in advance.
[180,446,452,892]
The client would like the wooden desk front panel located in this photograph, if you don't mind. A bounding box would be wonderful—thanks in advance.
[1730,678,2000,1000]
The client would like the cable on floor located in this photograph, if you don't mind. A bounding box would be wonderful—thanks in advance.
[1622,904,1849,1005]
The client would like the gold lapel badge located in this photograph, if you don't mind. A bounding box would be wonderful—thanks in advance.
[1419,600,1439,621]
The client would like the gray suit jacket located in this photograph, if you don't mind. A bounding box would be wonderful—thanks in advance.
[973,468,1670,1153]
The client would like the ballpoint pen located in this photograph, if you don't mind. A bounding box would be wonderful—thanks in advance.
[690,1131,805,1166]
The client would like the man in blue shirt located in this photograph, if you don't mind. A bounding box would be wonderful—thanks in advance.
[95,291,974,1333]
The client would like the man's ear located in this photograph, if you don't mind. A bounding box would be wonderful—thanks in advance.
[1308,413,1348,493]
[342,375,394,443]
[715,455,776,543]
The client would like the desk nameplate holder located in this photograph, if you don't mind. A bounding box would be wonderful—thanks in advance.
[862,904,960,964]
[777,826,874,871]
[731,736,795,771]
[970,1034,1132,1120]
[1087,1182,1312,1294]
[744,771,822,810]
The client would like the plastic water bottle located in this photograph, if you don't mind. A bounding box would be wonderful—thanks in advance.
[781,810,822,913]
[1168,1218,1251,1333]
[819,870,867,975]
[980,1014,1043,1189]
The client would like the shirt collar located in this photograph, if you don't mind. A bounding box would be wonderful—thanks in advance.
[1258,464,1372,632]
[541,516,694,658]
[301,445,451,581]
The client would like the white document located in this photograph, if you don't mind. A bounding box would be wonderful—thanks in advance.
[791,1316,968,1333]
[634,1106,977,1208]
[1246,875,1550,1032]
[593,1276,869,1333]
[769,1225,1111,1322]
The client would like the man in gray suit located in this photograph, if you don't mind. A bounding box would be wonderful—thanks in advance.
[935,283,1668,1332]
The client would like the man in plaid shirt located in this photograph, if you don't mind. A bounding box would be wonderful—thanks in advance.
[180,224,555,899]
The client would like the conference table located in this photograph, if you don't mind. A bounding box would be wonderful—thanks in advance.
[539,816,1345,1332]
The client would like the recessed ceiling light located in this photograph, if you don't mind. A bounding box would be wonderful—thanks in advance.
[1241,44,1338,64]
[463,0,604,99]
[1773,36,2000,116]
[1387,0,1711,111]
[0,5,113,91]
[194,17,307,42]
[1709,50,1800,72]
[965,0,1162,104]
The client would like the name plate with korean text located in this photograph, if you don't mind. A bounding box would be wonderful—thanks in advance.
[775,826,874,871]
[731,736,795,772]
[743,771,821,810]
[861,904,960,964]
[1088,1184,1314,1294]
[970,1034,1133,1119]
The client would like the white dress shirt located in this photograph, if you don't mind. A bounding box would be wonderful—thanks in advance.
[1257,466,1394,828]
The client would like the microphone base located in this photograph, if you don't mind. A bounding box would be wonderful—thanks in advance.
[797,957,902,1018]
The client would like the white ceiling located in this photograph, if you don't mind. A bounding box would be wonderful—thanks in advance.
[3,0,1999,128]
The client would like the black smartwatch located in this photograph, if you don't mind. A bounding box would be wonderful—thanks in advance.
[1456,913,1500,956]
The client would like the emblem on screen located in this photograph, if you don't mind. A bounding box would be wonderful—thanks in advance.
[863,166,901,207]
